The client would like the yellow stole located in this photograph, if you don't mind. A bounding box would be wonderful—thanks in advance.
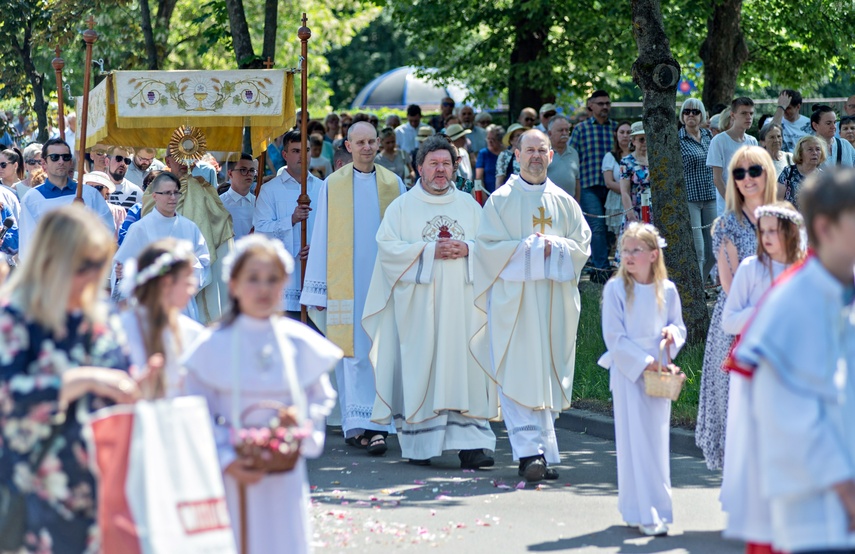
[326,163,400,356]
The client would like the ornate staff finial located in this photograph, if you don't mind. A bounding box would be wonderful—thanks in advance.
[263,57,274,69]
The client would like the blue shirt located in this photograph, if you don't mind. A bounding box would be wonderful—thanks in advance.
[0,202,17,255]
[35,178,79,199]
[569,117,618,189]
[476,148,500,193]
[118,203,143,246]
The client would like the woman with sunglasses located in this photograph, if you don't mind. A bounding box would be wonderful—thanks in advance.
[678,99,717,281]
[0,204,144,553]
[18,143,42,200]
[696,146,777,472]
[0,147,25,197]
[776,135,825,209]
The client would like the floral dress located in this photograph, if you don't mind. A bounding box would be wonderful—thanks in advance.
[695,211,756,471]
[776,164,816,210]
[614,154,652,263]
[0,303,131,554]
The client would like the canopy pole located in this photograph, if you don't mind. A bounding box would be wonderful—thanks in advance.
[51,47,66,139]
[298,14,311,325]
[76,17,98,202]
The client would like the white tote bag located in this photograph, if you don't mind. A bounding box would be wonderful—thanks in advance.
[88,396,237,554]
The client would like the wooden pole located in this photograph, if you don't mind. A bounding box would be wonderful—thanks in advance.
[51,46,66,139]
[298,15,311,325]
[75,17,98,202]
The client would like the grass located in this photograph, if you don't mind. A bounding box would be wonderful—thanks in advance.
[572,280,704,429]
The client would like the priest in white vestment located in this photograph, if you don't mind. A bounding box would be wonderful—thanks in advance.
[114,172,211,322]
[363,136,497,467]
[254,130,321,318]
[472,130,591,482]
[19,139,114,258]
[301,122,405,453]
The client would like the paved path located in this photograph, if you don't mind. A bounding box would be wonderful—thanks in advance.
[307,425,741,553]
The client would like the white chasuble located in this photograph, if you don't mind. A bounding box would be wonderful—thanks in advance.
[363,184,498,432]
[300,164,405,435]
[471,175,591,412]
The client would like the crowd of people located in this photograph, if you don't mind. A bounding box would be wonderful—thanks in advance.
[0,87,853,554]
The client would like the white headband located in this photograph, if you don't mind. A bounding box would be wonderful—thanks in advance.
[754,204,804,227]
[221,234,295,283]
[119,240,196,298]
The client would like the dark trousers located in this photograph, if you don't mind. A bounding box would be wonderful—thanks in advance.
[579,185,610,270]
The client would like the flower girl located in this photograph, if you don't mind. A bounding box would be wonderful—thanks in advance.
[598,223,686,536]
[182,235,342,554]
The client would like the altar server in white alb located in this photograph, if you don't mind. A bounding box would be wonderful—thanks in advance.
[18,138,114,258]
[735,169,855,554]
[472,129,591,482]
[598,223,686,537]
[363,136,498,468]
[301,121,405,454]
[719,201,805,551]
[114,172,210,322]
[253,130,322,319]
[183,235,342,554]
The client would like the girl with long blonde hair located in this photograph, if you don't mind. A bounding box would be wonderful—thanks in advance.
[598,222,687,537]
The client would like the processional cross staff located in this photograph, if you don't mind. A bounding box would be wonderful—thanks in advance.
[51,47,66,138]
[75,15,98,202]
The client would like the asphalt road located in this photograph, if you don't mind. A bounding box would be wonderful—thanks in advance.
[307,424,741,553]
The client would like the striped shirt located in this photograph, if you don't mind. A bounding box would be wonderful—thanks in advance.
[569,117,617,189]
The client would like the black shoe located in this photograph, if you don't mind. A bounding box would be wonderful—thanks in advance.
[518,455,559,482]
[459,449,495,469]
[408,458,431,466]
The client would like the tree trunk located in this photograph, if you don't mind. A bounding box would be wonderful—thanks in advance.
[140,0,159,70]
[699,0,749,109]
[262,0,278,63]
[154,0,180,67]
[507,7,550,126]
[10,23,48,144]
[631,0,710,344]
[224,0,260,68]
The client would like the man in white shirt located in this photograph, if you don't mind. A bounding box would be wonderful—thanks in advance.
[125,147,166,187]
[253,130,321,318]
[19,138,114,258]
[707,97,759,215]
[765,89,812,153]
[220,153,257,239]
[536,103,557,132]
[395,104,427,154]
[459,105,487,155]
[106,146,144,209]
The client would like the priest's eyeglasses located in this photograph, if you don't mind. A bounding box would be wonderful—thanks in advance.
[154,190,181,197]
[236,168,258,176]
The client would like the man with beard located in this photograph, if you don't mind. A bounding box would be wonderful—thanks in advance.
[301,121,405,455]
[472,129,591,482]
[105,146,144,209]
[364,135,497,467]
[125,147,166,187]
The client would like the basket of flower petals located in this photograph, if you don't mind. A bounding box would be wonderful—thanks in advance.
[232,402,309,473]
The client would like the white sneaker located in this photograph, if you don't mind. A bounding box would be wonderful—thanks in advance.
[638,522,668,536]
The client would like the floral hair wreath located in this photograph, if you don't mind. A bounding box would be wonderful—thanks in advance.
[625,222,668,249]
[754,204,804,227]
[119,240,196,298]
[221,234,295,284]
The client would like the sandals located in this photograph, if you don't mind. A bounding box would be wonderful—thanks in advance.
[366,434,388,456]
[344,435,367,449]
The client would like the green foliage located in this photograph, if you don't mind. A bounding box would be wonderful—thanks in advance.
[573,281,703,429]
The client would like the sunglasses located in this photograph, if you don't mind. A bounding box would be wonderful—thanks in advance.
[75,257,107,275]
[46,153,73,162]
[0,161,14,169]
[113,155,132,165]
[441,102,454,107]
[235,167,258,176]
[683,109,701,116]
[154,190,181,197]
[25,158,39,165]
[93,150,108,156]
[732,165,764,180]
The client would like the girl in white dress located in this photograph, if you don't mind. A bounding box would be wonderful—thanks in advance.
[720,201,805,554]
[119,238,204,397]
[182,235,342,554]
[598,223,687,537]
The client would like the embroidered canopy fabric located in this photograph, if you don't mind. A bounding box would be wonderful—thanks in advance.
[77,70,296,158]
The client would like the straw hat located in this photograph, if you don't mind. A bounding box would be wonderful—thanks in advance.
[444,123,471,142]
[502,123,530,146]
[629,121,646,136]
[416,126,435,143]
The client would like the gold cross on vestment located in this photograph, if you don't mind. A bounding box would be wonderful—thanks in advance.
[533,206,553,233]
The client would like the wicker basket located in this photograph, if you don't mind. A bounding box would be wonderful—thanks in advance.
[643,340,686,401]
[233,401,305,474]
